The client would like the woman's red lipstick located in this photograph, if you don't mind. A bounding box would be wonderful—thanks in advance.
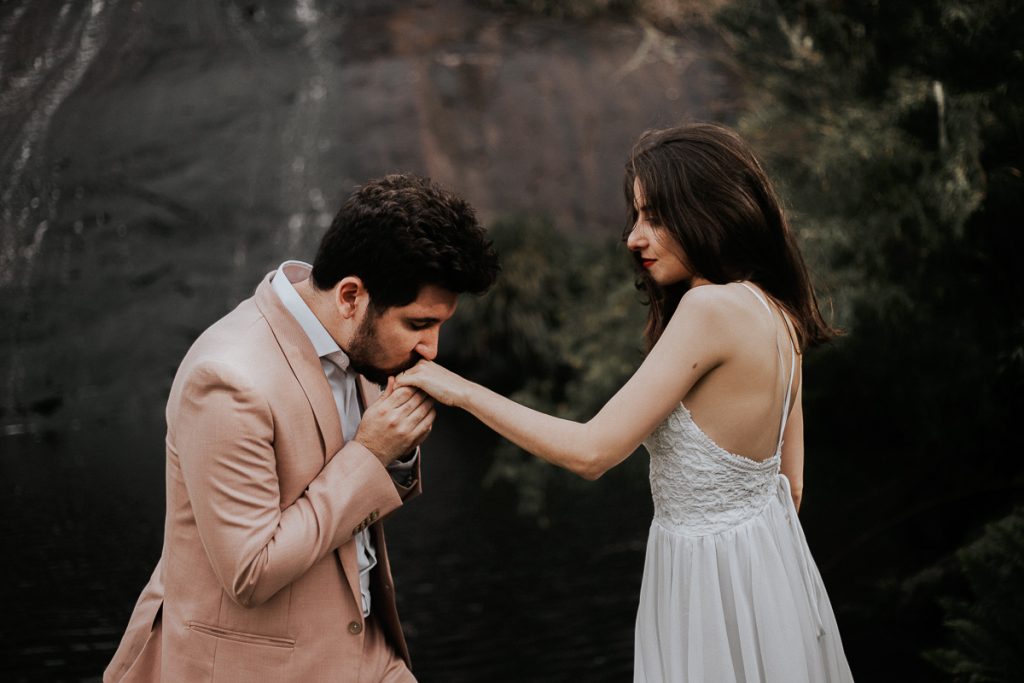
[641,259,656,269]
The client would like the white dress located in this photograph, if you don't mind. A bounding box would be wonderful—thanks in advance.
[634,284,854,682]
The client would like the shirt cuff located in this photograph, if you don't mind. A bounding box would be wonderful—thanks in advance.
[387,449,418,471]
[386,448,418,486]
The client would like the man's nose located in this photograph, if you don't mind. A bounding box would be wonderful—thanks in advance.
[415,328,439,361]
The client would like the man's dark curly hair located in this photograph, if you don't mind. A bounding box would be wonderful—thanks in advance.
[311,174,499,309]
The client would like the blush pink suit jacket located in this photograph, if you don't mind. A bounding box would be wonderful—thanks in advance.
[104,273,421,682]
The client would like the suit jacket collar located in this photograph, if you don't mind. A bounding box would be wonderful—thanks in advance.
[261,265,385,419]
[254,271,344,462]
[356,375,382,412]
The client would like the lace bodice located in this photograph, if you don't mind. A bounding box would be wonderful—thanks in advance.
[644,403,782,536]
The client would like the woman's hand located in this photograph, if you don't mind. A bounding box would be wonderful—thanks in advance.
[395,360,470,407]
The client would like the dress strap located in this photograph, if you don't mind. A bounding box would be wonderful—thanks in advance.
[738,282,798,454]
[738,282,773,315]
[776,342,797,453]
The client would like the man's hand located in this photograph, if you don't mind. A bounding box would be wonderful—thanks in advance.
[355,377,435,466]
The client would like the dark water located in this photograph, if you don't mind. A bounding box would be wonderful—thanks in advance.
[7,408,1009,682]
[7,408,1015,683]
[1,426,167,681]
[0,410,650,682]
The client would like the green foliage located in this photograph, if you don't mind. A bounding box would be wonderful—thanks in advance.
[927,507,1024,682]
[714,0,1024,458]
[719,0,1002,296]
[441,216,647,519]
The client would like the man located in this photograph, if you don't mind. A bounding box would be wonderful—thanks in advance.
[104,175,499,682]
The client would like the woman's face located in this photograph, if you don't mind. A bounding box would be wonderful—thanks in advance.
[627,178,693,286]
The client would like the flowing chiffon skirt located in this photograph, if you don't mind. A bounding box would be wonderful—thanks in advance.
[634,475,854,683]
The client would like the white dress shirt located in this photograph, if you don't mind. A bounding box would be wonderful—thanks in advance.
[271,260,415,617]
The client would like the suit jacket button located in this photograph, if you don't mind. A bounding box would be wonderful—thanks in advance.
[348,621,363,635]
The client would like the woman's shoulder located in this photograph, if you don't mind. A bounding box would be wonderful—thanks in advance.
[678,281,758,314]
[670,281,767,336]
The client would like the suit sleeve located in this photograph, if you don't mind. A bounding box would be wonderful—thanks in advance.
[173,360,403,608]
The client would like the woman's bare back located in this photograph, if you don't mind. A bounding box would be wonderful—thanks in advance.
[680,281,800,463]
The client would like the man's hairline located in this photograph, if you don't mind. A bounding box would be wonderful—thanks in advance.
[310,277,463,317]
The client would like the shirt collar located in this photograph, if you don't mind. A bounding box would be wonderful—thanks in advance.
[271,260,351,369]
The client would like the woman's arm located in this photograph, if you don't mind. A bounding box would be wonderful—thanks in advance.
[398,287,732,479]
[779,377,805,512]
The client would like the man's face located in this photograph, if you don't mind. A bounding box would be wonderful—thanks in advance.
[346,284,458,385]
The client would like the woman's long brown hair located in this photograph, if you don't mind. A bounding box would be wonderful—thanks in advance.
[624,122,838,351]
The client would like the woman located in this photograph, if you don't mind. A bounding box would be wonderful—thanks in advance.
[397,123,855,682]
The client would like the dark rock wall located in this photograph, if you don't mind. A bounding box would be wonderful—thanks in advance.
[0,0,733,429]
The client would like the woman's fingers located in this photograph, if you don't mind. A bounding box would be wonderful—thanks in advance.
[402,392,433,423]
[394,361,460,406]
[395,364,424,386]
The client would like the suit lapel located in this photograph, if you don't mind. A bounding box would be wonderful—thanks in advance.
[356,375,383,412]
[254,272,344,462]
[255,271,375,609]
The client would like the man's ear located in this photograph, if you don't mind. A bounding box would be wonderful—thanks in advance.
[334,276,367,319]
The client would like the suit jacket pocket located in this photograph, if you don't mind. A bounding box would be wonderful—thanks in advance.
[187,621,295,649]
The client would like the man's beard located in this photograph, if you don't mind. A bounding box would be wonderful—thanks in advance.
[345,309,418,385]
